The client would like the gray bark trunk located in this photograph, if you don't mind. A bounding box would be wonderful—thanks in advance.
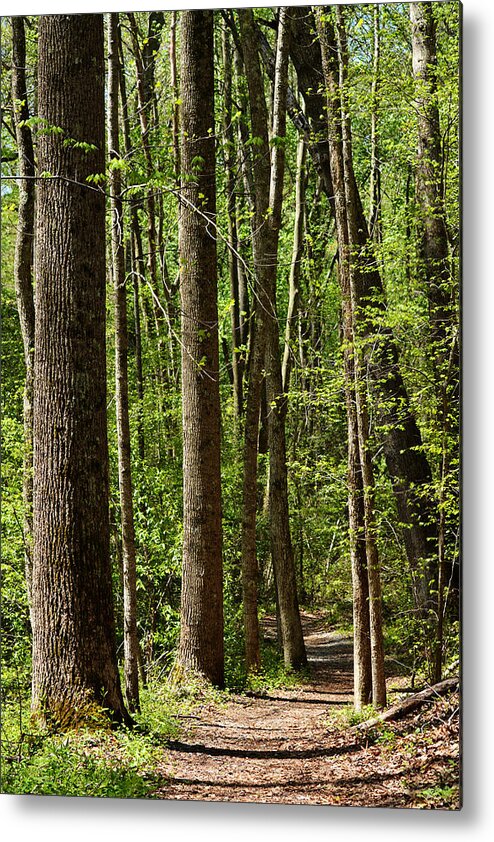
[282,137,307,397]
[32,13,128,727]
[316,7,373,709]
[177,10,224,687]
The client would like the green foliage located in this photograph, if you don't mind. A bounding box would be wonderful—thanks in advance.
[1,4,460,756]
[245,642,310,694]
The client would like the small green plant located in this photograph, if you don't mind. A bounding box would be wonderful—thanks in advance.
[416,785,459,809]
[245,642,310,694]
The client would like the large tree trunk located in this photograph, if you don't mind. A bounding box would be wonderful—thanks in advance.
[32,14,128,727]
[108,12,140,713]
[177,10,224,687]
[11,16,36,613]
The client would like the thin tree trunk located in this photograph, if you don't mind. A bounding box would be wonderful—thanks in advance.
[223,23,243,420]
[315,6,373,709]
[11,16,35,613]
[282,136,307,396]
[177,10,224,687]
[127,12,169,385]
[237,9,271,674]
[169,11,181,186]
[32,14,129,727]
[239,7,306,671]
[108,12,140,713]
[117,21,145,462]
[369,5,382,243]
[335,6,386,709]
[285,8,438,613]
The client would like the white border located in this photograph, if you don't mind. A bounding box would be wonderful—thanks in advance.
[2,1,493,839]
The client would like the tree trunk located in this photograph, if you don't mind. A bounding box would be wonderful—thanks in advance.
[284,8,438,613]
[282,137,307,396]
[11,16,36,613]
[411,2,460,673]
[222,23,244,420]
[108,12,140,713]
[127,12,170,388]
[169,11,181,186]
[410,1,455,361]
[315,7,372,709]
[239,7,306,671]
[177,10,224,687]
[32,14,128,727]
[369,5,382,243]
[335,6,386,708]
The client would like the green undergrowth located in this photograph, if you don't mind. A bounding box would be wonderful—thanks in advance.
[0,668,222,798]
[244,642,311,695]
[1,642,312,799]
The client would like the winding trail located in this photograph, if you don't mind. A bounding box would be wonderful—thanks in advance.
[154,614,370,805]
[152,614,459,807]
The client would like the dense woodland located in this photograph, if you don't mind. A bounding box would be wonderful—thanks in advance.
[1,4,460,804]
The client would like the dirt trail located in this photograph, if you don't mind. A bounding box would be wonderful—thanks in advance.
[153,613,459,807]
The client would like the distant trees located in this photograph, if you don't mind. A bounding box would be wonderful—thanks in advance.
[108,11,140,712]
[10,16,35,612]
[239,7,306,672]
[31,14,128,726]
[410,1,459,681]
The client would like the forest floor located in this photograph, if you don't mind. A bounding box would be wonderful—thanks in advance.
[153,613,460,809]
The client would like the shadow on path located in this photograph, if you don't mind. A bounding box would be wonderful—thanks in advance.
[166,739,361,761]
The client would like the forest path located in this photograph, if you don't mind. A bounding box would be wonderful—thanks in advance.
[152,613,459,807]
[153,612,383,806]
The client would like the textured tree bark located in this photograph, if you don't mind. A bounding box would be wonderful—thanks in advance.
[177,10,224,687]
[108,12,140,713]
[32,14,128,727]
[11,16,35,613]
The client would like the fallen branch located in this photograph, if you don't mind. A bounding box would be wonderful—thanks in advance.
[354,676,459,731]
